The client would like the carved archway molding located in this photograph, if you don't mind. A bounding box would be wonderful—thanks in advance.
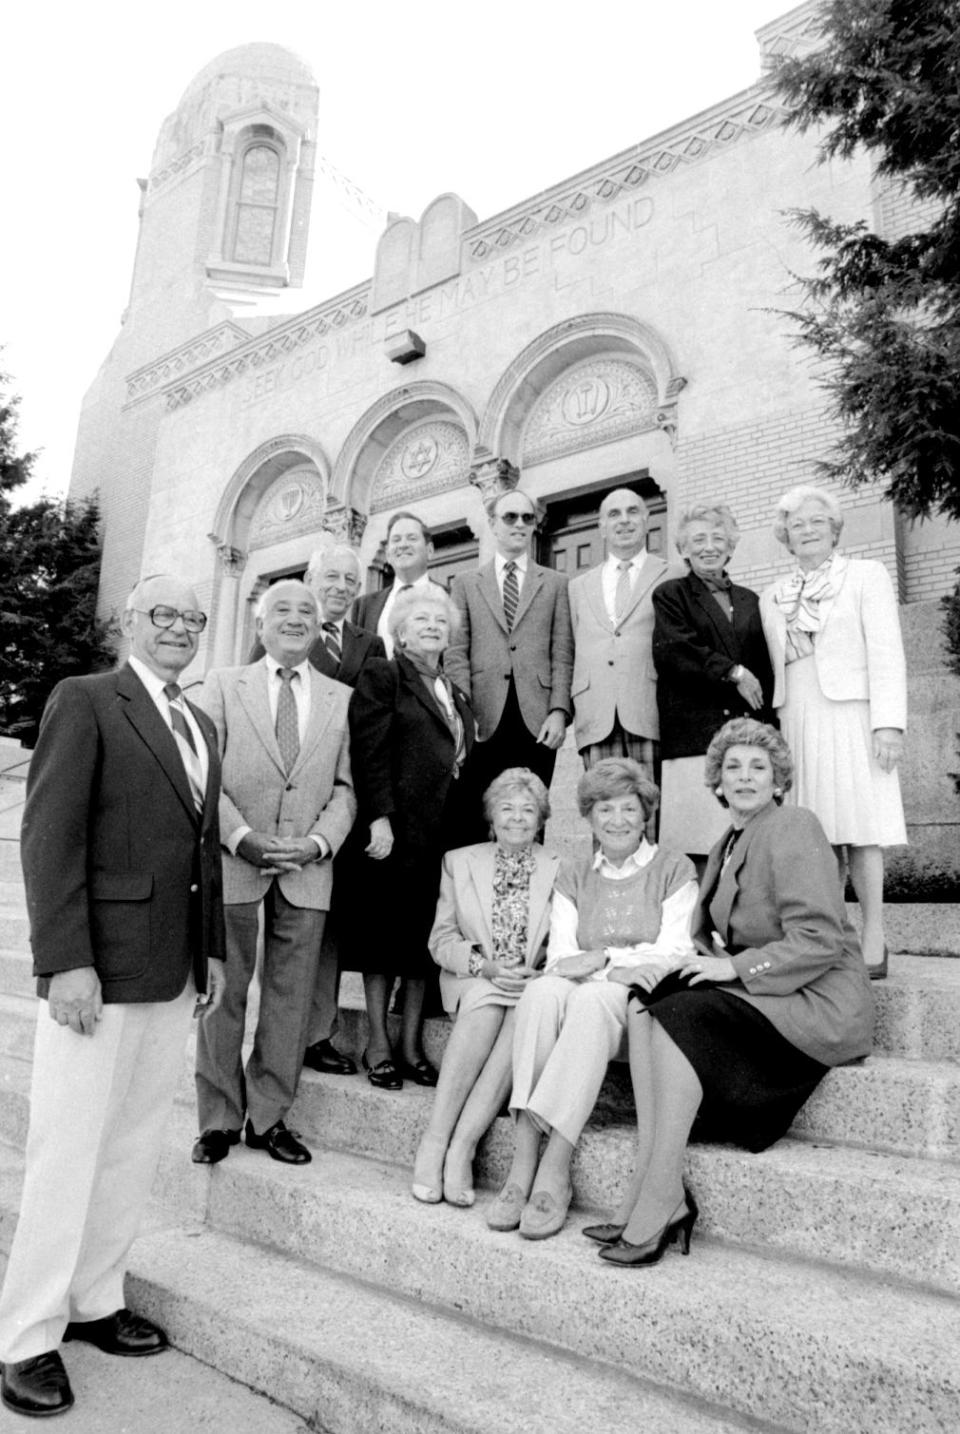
[332,380,478,514]
[209,433,332,558]
[478,312,684,466]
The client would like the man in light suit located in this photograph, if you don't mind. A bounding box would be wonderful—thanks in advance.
[446,488,573,801]
[352,510,442,657]
[192,580,355,1167]
[568,488,670,788]
[0,574,226,1420]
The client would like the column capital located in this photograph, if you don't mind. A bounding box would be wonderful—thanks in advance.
[468,451,519,507]
[322,505,368,546]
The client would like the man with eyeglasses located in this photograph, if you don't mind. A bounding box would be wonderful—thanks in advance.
[1,574,226,1419]
[446,488,573,807]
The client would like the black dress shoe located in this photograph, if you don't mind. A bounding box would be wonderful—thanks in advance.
[1,1351,74,1416]
[191,1128,240,1164]
[302,1040,357,1075]
[244,1118,311,1164]
[63,1308,168,1357]
[396,1056,439,1087]
[361,1051,402,1089]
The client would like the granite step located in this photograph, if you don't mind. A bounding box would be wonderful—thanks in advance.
[0,1152,759,1434]
[130,1149,960,1434]
[147,1099,960,1300]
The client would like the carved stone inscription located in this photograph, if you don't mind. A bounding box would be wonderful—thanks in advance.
[248,469,327,549]
[370,421,470,511]
[523,359,658,465]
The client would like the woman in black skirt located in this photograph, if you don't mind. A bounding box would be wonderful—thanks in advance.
[590,717,874,1266]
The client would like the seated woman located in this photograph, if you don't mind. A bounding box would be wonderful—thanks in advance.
[487,758,699,1240]
[411,769,559,1208]
[593,718,874,1267]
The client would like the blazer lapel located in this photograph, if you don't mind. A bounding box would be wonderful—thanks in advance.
[466,846,496,949]
[236,662,286,775]
[398,654,455,736]
[292,669,336,774]
[117,664,198,824]
[618,555,666,624]
[511,563,543,629]
[584,567,614,632]
[817,553,849,637]
[689,573,739,662]
[478,563,509,633]
[336,622,366,685]
[527,851,559,962]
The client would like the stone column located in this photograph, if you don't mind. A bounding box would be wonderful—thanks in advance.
[469,453,519,563]
[208,541,248,669]
[321,505,368,547]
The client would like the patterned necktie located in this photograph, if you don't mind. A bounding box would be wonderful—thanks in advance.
[614,560,632,622]
[163,683,204,811]
[502,561,519,630]
[276,668,300,773]
[322,622,342,664]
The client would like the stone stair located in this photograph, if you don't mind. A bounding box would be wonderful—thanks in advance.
[2,819,960,1432]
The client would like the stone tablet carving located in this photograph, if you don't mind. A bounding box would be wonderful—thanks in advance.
[370,420,470,511]
[522,358,658,465]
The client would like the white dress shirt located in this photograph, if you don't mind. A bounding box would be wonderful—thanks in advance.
[545,840,697,979]
[494,551,529,601]
[601,550,648,626]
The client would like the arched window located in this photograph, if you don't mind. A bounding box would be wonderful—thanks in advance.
[231,142,281,265]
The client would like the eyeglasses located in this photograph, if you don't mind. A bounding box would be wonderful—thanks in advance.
[497,511,537,527]
[133,606,208,633]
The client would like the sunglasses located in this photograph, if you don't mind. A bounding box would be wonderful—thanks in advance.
[497,511,537,527]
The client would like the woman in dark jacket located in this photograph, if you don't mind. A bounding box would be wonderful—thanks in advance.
[344,585,476,1090]
[652,503,775,872]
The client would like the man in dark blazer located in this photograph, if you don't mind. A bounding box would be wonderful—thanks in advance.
[193,580,355,1168]
[446,488,573,802]
[351,510,443,657]
[0,574,225,1420]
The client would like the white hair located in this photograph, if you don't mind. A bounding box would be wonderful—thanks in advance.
[675,504,740,555]
[254,579,320,623]
[304,544,361,589]
[773,485,844,547]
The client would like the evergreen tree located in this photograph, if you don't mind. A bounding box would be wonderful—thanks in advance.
[775,0,960,521]
[0,366,116,746]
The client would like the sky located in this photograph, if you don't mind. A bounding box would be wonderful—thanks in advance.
[2,0,795,503]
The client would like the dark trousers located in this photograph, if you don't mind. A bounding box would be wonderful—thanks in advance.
[466,680,558,841]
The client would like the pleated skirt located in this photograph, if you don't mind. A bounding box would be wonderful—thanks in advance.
[780,656,907,847]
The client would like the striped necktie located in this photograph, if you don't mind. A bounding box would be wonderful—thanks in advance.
[322,622,342,664]
[276,669,300,773]
[502,561,519,630]
[163,684,205,811]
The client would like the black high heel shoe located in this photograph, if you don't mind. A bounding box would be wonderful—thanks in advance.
[599,1188,699,1267]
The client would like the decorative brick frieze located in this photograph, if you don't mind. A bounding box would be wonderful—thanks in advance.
[125,323,251,406]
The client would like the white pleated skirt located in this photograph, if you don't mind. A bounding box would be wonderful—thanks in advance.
[780,656,907,847]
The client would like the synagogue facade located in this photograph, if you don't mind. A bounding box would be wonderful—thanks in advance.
[68,3,960,894]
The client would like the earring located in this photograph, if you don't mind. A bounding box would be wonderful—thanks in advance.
[714,786,723,797]
[773,787,782,798]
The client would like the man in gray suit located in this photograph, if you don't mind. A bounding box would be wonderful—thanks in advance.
[568,488,670,788]
[446,488,572,799]
[192,580,355,1166]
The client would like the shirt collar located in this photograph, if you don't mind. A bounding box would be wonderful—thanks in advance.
[604,550,646,575]
[128,655,172,701]
[393,572,432,593]
[592,839,655,874]
[264,653,311,680]
[495,552,529,577]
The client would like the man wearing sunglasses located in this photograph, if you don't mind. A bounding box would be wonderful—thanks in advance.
[1,574,226,1419]
[447,488,572,810]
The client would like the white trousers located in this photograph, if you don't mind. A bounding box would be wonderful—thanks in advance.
[510,975,629,1147]
[0,984,194,1363]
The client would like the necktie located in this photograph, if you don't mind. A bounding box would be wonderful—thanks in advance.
[163,683,204,810]
[502,561,519,631]
[322,622,342,664]
[276,669,300,773]
[614,560,632,623]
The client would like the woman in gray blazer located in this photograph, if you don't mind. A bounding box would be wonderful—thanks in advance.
[591,718,873,1268]
[411,769,558,1208]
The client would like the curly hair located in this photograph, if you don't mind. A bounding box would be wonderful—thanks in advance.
[704,718,793,804]
[675,503,740,555]
[389,584,461,643]
[482,767,551,829]
[576,757,659,820]
[772,484,843,549]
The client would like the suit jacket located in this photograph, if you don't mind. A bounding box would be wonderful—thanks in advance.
[693,803,873,1067]
[429,842,559,1014]
[20,663,225,1003]
[349,653,476,848]
[351,588,391,636]
[198,660,356,909]
[248,620,386,688]
[445,562,573,740]
[760,556,907,729]
[652,570,775,758]
[567,555,670,749]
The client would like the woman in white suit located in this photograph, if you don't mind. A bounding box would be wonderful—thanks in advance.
[411,769,558,1208]
[760,485,907,976]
